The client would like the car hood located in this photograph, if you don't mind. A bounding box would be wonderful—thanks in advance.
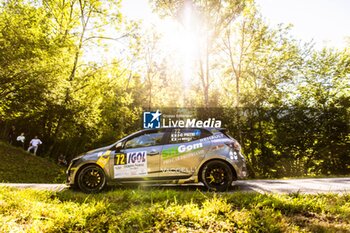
[85,145,113,155]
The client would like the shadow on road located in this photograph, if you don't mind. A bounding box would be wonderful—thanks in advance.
[101,182,258,193]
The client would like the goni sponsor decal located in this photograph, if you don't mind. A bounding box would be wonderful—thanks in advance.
[178,142,203,153]
[162,142,204,162]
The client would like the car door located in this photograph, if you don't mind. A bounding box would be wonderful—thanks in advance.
[113,129,166,180]
[159,128,212,179]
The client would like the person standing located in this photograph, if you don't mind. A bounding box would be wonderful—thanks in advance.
[16,132,25,149]
[27,136,42,155]
[58,154,67,166]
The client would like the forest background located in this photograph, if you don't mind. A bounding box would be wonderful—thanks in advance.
[0,0,349,178]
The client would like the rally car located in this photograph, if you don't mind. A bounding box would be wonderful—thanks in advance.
[66,127,248,193]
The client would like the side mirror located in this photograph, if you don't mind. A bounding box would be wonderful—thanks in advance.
[115,142,122,152]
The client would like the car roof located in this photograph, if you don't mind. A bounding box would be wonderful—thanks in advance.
[139,127,226,132]
[120,127,226,141]
[113,127,228,145]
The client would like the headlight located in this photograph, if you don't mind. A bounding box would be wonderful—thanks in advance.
[233,141,241,151]
[69,155,84,168]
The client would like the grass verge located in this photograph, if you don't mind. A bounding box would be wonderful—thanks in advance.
[0,186,349,232]
[0,141,65,183]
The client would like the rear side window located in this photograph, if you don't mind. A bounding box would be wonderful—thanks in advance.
[219,130,234,140]
[168,128,212,144]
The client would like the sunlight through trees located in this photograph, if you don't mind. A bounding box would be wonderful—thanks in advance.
[0,0,349,177]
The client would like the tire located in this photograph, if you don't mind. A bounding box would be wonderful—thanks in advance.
[201,160,233,191]
[77,165,106,193]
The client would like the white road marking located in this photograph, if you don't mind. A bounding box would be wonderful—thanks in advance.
[0,183,68,192]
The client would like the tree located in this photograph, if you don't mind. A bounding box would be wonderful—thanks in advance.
[0,0,71,121]
[0,0,140,158]
[151,0,245,107]
[38,0,139,155]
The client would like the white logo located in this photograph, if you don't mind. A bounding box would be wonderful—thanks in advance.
[178,142,203,153]
[143,110,162,128]
[163,118,221,128]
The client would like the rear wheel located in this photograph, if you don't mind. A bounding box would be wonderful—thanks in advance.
[77,165,106,193]
[201,160,233,191]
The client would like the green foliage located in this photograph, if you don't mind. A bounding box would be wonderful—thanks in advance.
[0,0,139,159]
[0,187,349,232]
[295,48,350,108]
[0,0,348,177]
[0,0,71,120]
[221,106,350,178]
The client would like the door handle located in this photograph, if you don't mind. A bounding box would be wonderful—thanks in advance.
[148,150,159,156]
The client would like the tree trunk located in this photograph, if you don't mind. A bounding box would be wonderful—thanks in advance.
[48,0,89,155]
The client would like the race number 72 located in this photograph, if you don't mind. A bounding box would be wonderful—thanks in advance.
[115,153,126,165]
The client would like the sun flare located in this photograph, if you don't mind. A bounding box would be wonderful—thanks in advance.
[158,4,201,101]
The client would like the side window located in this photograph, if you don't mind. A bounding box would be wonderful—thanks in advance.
[200,129,212,139]
[124,131,165,149]
[169,128,212,144]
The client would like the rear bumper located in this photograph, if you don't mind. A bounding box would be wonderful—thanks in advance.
[237,162,248,179]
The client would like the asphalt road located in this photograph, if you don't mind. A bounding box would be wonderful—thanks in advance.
[1,177,349,194]
[234,177,350,194]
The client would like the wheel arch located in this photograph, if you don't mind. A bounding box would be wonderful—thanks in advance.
[74,162,107,186]
[198,159,237,183]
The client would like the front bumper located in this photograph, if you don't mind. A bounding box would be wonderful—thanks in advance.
[66,163,78,185]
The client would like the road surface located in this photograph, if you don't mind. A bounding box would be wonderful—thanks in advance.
[234,177,350,194]
[0,178,349,194]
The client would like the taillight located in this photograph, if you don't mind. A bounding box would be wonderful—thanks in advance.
[225,141,241,151]
[233,141,241,151]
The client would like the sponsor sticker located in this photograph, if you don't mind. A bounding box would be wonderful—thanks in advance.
[162,142,204,160]
[161,142,205,164]
[162,150,203,164]
[96,150,111,168]
[161,167,196,173]
[199,133,225,142]
[170,129,201,143]
[114,151,148,178]
[178,142,203,153]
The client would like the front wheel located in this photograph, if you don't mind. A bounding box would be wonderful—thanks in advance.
[201,160,233,191]
[77,165,106,193]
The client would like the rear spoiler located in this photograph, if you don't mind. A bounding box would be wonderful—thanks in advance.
[208,128,235,141]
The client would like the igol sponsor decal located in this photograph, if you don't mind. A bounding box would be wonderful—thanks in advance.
[115,151,146,165]
[114,151,148,178]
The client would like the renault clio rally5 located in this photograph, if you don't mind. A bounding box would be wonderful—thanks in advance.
[66,127,248,193]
